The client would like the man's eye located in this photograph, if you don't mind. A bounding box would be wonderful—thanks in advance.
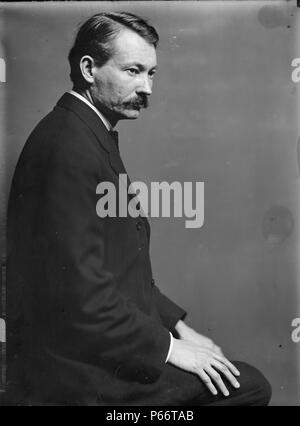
[127,68,139,75]
[149,71,156,79]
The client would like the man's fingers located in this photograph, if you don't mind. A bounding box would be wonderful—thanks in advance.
[211,360,240,390]
[198,369,218,396]
[204,366,230,397]
[212,355,240,377]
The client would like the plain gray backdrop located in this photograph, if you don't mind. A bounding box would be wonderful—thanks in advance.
[0,1,299,405]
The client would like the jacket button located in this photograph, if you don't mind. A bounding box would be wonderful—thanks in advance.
[136,222,142,231]
[151,279,155,287]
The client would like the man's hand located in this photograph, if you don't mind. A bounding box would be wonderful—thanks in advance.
[168,338,240,397]
[175,320,224,357]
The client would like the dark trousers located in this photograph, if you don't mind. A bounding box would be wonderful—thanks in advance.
[128,360,272,407]
[3,361,272,406]
[187,361,272,406]
[153,361,272,407]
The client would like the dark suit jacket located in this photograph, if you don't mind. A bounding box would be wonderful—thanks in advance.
[7,93,186,405]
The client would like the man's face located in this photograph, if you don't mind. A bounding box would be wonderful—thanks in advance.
[90,28,157,121]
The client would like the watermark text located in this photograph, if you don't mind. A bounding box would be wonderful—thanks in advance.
[0,58,6,83]
[291,318,300,343]
[96,174,204,229]
[0,318,5,343]
[291,58,300,83]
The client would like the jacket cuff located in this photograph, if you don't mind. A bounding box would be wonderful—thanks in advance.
[165,332,174,363]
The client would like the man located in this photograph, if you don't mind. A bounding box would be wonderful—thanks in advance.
[7,12,271,406]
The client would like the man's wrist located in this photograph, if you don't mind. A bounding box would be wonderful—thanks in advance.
[174,319,190,337]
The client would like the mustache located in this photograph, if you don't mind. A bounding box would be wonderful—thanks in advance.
[122,94,149,109]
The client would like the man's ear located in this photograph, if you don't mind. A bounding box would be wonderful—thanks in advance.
[79,55,95,84]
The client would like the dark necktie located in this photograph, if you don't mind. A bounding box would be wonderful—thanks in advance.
[109,130,119,152]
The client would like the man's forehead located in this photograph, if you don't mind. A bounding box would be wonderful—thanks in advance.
[111,28,157,68]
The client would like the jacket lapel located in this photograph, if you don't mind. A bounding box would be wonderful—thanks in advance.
[57,93,126,178]
[56,93,151,236]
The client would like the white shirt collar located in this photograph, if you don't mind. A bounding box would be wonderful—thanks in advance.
[69,90,113,131]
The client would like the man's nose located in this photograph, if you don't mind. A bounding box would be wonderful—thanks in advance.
[137,75,152,96]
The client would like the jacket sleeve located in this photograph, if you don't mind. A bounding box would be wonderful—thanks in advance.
[152,285,187,333]
[37,130,171,384]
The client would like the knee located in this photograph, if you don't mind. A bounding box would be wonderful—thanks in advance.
[232,361,272,406]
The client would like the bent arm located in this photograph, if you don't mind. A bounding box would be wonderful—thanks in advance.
[37,133,171,383]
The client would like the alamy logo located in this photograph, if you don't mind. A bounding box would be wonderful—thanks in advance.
[0,318,5,343]
[291,318,300,343]
[96,174,204,229]
[0,58,6,83]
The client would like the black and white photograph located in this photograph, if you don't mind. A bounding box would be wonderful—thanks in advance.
[0,0,299,407]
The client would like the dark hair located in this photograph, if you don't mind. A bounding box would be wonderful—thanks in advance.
[68,12,159,90]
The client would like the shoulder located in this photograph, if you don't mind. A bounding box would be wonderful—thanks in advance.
[14,104,110,189]
[29,105,106,165]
